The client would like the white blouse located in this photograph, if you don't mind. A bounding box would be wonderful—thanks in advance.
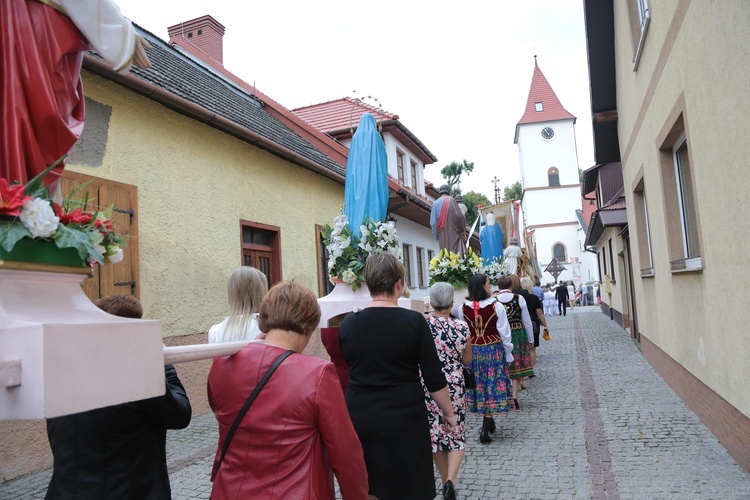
[208,314,262,344]
[496,291,535,345]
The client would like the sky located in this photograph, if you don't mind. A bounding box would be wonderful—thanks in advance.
[119,0,594,201]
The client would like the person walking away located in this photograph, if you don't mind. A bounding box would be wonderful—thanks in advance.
[46,295,192,499]
[424,282,472,500]
[567,281,575,309]
[532,281,544,303]
[208,282,370,499]
[580,283,589,306]
[543,286,557,317]
[521,277,549,374]
[453,274,514,445]
[496,276,534,408]
[555,282,569,316]
[340,252,456,500]
[208,266,268,343]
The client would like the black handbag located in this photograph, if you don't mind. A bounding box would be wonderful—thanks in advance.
[214,349,294,473]
[462,366,477,390]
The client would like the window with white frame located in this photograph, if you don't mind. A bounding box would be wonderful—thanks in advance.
[632,0,650,70]
[397,150,405,184]
[633,179,654,276]
[410,160,418,190]
[673,134,700,261]
[535,102,544,112]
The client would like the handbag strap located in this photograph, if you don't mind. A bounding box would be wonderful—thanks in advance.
[216,349,294,471]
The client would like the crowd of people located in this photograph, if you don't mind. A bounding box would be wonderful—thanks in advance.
[44,252,600,499]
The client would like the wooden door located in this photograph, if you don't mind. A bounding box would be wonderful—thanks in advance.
[243,249,274,289]
[60,172,139,302]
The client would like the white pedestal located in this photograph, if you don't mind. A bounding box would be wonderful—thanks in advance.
[0,268,164,420]
[318,282,426,327]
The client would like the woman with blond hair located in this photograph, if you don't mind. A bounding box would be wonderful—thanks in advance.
[340,251,456,500]
[209,266,268,343]
[496,275,534,408]
[208,281,370,499]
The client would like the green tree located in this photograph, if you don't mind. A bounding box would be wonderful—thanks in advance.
[503,181,523,201]
[461,191,492,225]
[441,160,474,194]
[579,167,584,182]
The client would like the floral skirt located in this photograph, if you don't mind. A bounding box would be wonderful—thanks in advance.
[467,343,513,415]
[507,328,534,379]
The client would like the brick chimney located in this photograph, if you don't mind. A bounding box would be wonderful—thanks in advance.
[167,15,225,65]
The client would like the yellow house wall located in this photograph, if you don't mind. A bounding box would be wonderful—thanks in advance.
[595,228,627,321]
[68,73,344,337]
[614,0,750,415]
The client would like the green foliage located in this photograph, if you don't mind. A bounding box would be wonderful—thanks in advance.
[440,160,474,192]
[428,248,482,288]
[0,221,32,252]
[462,191,492,225]
[503,181,523,201]
[53,223,99,261]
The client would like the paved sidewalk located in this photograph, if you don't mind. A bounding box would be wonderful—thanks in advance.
[2,308,749,499]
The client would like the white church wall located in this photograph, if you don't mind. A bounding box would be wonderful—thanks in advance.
[523,187,582,226]
[534,225,594,284]
[517,120,579,188]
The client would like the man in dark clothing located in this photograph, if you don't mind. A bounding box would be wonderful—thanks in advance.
[555,283,569,316]
[46,295,192,499]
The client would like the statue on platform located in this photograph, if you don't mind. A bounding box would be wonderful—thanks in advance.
[1,0,152,189]
[430,184,466,256]
[343,113,388,238]
[479,212,504,264]
[504,236,523,275]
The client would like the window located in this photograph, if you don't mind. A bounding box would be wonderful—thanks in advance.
[197,29,202,35]
[658,110,702,272]
[608,239,616,282]
[410,160,418,190]
[402,243,412,287]
[427,249,434,263]
[548,167,560,187]
[674,137,700,260]
[601,248,608,276]
[241,220,281,287]
[397,150,405,184]
[553,243,566,263]
[633,179,654,276]
[416,247,425,287]
[188,32,193,38]
[597,251,602,281]
[535,102,544,112]
[630,0,650,70]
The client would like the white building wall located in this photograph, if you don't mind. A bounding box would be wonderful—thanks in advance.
[383,134,425,195]
[391,214,439,299]
[523,187,581,226]
[517,119,579,189]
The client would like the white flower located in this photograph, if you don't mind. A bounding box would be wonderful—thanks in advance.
[342,268,357,284]
[106,246,124,263]
[20,198,59,238]
[340,236,351,249]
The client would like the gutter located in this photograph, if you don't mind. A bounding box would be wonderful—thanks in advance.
[83,56,346,185]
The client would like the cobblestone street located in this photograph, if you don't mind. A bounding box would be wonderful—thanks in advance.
[2,308,749,499]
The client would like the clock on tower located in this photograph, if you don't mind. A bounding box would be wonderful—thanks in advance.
[541,127,555,140]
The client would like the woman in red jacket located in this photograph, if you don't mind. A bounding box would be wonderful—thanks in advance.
[208,281,370,499]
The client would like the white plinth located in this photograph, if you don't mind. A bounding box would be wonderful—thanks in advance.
[0,269,164,420]
[318,282,426,327]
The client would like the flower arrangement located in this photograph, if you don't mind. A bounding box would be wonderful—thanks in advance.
[428,247,482,287]
[480,257,511,285]
[321,212,402,291]
[0,160,124,266]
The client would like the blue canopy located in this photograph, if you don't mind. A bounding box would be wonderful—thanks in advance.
[343,113,389,238]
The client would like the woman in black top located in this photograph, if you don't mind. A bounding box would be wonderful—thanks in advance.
[340,252,456,500]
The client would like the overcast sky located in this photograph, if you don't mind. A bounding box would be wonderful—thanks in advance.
[119,0,594,201]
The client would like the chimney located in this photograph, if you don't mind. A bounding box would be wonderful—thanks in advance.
[167,15,226,65]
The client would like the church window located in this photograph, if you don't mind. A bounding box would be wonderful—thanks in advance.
[535,102,544,112]
[553,243,566,263]
[548,167,560,187]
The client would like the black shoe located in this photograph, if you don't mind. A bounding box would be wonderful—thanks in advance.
[443,480,457,500]
[488,417,496,433]
[513,398,520,410]
[479,418,492,444]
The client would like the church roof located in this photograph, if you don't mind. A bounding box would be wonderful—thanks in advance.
[515,62,576,138]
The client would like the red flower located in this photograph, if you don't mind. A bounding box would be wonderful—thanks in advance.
[54,204,93,225]
[94,217,113,231]
[0,178,32,217]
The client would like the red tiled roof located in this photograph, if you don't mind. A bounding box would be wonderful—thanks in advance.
[517,64,576,126]
[294,97,398,135]
[581,191,598,229]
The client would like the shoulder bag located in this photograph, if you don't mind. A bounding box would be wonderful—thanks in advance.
[214,349,294,472]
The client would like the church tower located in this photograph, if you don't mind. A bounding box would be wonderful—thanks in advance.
[514,60,592,284]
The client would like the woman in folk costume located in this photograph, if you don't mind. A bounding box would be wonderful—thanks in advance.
[452,274,514,445]
[495,275,534,409]
[1,0,152,188]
